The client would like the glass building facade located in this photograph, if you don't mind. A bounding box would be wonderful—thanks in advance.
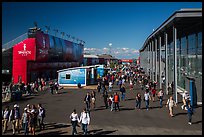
[139,9,202,104]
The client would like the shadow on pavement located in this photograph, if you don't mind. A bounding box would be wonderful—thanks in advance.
[88,128,103,134]
[56,91,67,95]
[84,128,117,135]
[119,107,135,111]
[43,122,71,131]
[38,131,67,135]
[94,129,118,135]
[93,105,108,111]
[93,107,107,111]
[125,98,135,101]
[150,106,162,109]
[174,112,187,116]
[195,105,202,108]
[192,120,202,125]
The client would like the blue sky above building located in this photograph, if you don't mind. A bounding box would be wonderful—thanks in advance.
[2,2,202,59]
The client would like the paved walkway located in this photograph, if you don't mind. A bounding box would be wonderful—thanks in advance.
[2,82,202,135]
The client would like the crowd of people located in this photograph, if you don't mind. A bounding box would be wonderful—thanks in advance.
[2,78,49,102]
[2,103,46,135]
[68,64,195,135]
[2,64,195,135]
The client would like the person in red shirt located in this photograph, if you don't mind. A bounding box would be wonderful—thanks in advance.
[151,88,157,102]
[111,75,114,85]
[113,92,120,111]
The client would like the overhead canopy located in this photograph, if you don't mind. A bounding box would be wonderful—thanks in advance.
[140,8,202,52]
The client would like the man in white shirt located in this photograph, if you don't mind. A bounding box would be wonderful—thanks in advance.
[109,81,113,92]
[181,91,190,110]
[79,108,90,135]
[144,91,151,110]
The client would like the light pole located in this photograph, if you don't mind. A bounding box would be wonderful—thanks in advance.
[109,43,112,55]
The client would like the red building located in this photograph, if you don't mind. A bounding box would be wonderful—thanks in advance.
[2,28,84,84]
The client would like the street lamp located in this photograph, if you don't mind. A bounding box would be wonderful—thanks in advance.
[109,43,112,55]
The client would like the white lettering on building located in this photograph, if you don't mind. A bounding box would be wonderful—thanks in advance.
[18,44,31,56]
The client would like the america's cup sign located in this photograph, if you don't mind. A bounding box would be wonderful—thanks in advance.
[18,44,31,56]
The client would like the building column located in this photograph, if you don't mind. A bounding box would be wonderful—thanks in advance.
[152,40,154,82]
[147,43,149,76]
[159,36,162,89]
[91,67,95,84]
[155,38,157,83]
[165,32,168,95]
[150,41,152,80]
[149,43,151,77]
[173,26,178,103]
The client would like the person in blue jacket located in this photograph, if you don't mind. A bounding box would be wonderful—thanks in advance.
[186,100,194,125]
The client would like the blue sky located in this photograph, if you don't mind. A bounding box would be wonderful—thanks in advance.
[2,2,202,59]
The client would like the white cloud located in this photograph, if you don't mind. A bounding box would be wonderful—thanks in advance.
[84,47,139,59]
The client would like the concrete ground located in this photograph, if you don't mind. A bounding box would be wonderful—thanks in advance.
[2,83,202,135]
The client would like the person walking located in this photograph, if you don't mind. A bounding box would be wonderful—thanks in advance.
[151,87,156,102]
[54,82,59,94]
[135,93,142,110]
[91,91,96,110]
[113,92,120,111]
[144,90,151,110]
[103,91,109,109]
[9,104,21,135]
[21,108,29,135]
[49,81,54,95]
[181,91,190,110]
[166,96,177,117]
[37,103,46,131]
[29,105,38,135]
[84,92,91,112]
[97,82,101,93]
[118,78,122,89]
[70,109,80,135]
[101,82,106,95]
[129,79,133,90]
[108,94,114,111]
[157,89,164,108]
[108,81,113,92]
[186,100,194,125]
[2,106,10,134]
[120,84,126,101]
[79,108,90,135]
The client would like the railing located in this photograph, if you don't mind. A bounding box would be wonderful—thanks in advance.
[2,32,28,52]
